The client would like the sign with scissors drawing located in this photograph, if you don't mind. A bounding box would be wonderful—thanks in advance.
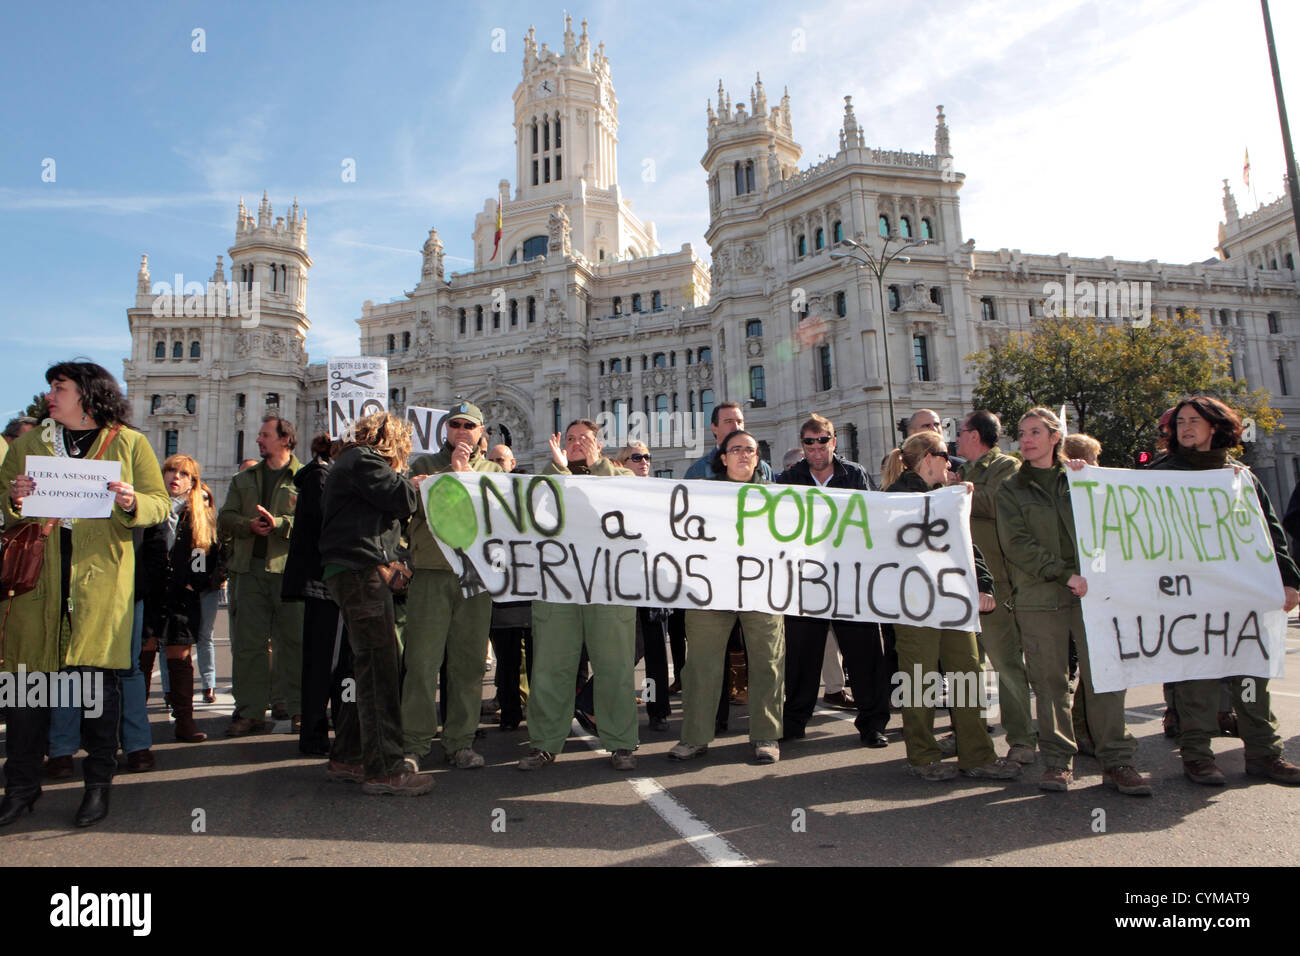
[327,357,388,438]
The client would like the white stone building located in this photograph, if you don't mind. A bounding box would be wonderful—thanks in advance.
[124,16,1300,508]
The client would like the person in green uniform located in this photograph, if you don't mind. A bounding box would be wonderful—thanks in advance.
[517,419,639,772]
[401,402,503,770]
[218,416,304,736]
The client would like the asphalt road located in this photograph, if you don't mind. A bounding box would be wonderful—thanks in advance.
[2,611,1298,867]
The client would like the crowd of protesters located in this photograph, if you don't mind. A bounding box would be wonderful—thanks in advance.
[2,362,1298,827]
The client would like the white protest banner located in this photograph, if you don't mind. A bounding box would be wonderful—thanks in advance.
[327,357,387,438]
[425,474,982,629]
[406,406,448,456]
[1068,464,1287,692]
[21,456,122,519]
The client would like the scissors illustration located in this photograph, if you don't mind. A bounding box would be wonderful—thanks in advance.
[330,369,376,391]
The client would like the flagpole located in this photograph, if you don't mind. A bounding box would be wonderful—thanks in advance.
[1261,0,1300,257]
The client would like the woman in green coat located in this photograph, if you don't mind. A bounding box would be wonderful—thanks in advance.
[0,361,168,828]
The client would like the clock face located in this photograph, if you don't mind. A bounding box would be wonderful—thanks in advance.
[536,79,554,98]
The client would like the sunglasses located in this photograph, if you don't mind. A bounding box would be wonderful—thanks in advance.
[489,457,509,464]
[801,435,832,445]
[929,451,950,462]
[447,420,478,430]
[627,453,651,462]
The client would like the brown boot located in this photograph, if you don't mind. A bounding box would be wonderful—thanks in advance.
[167,656,207,743]
[139,648,157,702]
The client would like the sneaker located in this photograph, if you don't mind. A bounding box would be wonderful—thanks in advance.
[325,759,365,783]
[1183,758,1226,786]
[937,733,958,757]
[961,757,1023,780]
[1103,765,1154,796]
[446,748,485,769]
[362,770,435,796]
[909,761,958,782]
[1162,707,1180,738]
[1006,744,1037,765]
[822,690,856,710]
[667,741,708,761]
[610,749,637,771]
[516,749,555,771]
[1244,755,1300,785]
[753,740,780,765]
[1039,766,1073,791]
[226,717,270,737]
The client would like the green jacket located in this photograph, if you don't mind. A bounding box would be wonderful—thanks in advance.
[218,455,303,574]
[961,447,1020,584]
[995,463,1078,611]
[409,445,503,571]
[0,425,169,671]
[543,457,634,478]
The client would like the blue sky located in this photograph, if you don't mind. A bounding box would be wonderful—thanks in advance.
[2,0,1296,422]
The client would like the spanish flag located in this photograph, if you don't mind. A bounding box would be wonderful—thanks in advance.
[490,200,503,261]
[1243,148,1251,188]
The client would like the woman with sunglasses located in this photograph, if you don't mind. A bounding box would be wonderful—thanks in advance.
[996,407,1150,795]
[669,429,786,765]
[882,431,1020,782]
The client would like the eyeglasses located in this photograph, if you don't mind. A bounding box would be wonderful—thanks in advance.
[627,453,652,462]
[801,435,833,445]
[447,420,477,430]
[929,451,950,462]
[726,446,758,457]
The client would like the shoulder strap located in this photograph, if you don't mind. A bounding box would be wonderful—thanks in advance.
[92,425,123,461]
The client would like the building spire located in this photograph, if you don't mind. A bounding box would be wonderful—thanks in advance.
[752,72,767,116]
[1222,178,1239,223]
[137,254,151,295]
[935,104,950,157]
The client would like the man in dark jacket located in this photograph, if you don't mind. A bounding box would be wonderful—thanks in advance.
[777,413,892,746]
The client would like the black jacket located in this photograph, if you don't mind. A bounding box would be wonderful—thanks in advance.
[319,446,420,571]
[139,505,222,643]
[886,470,995,597]
[281,457,330,600]
[777,454,876,490]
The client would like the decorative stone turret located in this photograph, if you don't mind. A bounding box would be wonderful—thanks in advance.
[935,105,950,157]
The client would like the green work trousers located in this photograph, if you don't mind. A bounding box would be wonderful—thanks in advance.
[894,624,995,769]
[1016,603,1136,770]
[682,610,784,746]
[400,570,492,757]
[529,602,638,754]
[977,592,1036,749]
[1175,676,1282,762]
[230,567,304,720]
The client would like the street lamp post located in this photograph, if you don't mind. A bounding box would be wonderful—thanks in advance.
[831,236,929,454]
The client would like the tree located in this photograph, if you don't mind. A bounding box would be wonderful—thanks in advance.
[24,393,48,420]
[967,313,1280,466]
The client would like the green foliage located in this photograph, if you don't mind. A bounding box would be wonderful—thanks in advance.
[967,313,1279,466]
[24,393,48,420]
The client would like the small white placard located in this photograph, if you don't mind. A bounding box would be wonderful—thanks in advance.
[21,456,122,518]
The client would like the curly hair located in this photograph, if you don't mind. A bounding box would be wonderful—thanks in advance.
[45,360,131,427]
[1168,396,1243,453]
[343,412,412,472]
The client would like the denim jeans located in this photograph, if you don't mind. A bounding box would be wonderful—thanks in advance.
[195,589,220,691]
[117,599,153,754]
[326,567,403,778]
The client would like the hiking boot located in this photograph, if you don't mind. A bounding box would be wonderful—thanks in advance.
[667,741,707,761]
[446,748,485,769]
[961,757,1023,780]
[753,740,780,765]
[1005,744,1036,765]
[1104,765,1154,796]
[909,761,958,782]
[362,770,434,796]
[1039,766,1073,791]
[516,749,555,771]
[610,749,637,771]
[225,717,270,737]
[1183,759,1226,786]
[325,759,365,783]
[1245,755,1300,785]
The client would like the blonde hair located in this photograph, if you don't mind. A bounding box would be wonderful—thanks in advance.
[344,412,413,472]
[615,441,649,466]
[1063,433,1101,465]
[162,454,216,549]
[1019,406,1066,465]
[882,432,944,487]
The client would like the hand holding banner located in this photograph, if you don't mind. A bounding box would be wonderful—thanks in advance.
[19,456,122,519]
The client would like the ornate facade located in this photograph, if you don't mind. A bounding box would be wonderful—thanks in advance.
[124,17,1300,508]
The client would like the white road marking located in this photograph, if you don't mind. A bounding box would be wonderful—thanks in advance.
[571,719,752,866]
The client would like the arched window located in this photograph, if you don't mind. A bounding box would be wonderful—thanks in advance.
[888,285,901,311]
[527,296,536,324]
[402,331,411,350]
[899,216,912,238]
[189,340,200,358]
[980,297,996,322]
[1268,312,1280,334]
[698,347,712,364]
[154,342,165,359]
[492,306,500,330]
[921,218,934,240]
[814,228,825,250]
[653,352,667,368]
[749,366,767,406]
[835,291,847,317]
[685,350,694,365]
[655,394,669,413]
[172,341,183,359]
[150,394,161,414]
[651,290,662,311]
[531,120,538,154]
[522,235,548,261]
[610,357,623,373]
[554,113,562,147]
[613,296,622,315]
[387,334,395,352]
[878,215,890,237]
[475,305,484,331]
[746,319,763,337]
[631,293,642,312]
[930,287,943,308]
[542,115,550,150]
[510,299,518,326]
[833,220,843,243]
[270,263,278,292]
[458,308,466,334]
[185,394,196,414]
[797,234,807,257]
